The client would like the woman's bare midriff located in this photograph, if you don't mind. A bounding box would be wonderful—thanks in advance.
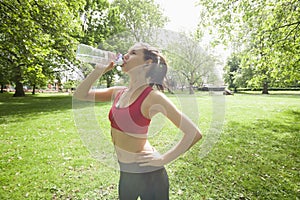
[111,127,155,163]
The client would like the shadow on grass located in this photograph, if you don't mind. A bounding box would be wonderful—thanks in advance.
[286,109,300,122]
[0,93,75,123]
[0,93,111,124]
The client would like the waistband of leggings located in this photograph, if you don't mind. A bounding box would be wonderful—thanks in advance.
[118,161,164,173]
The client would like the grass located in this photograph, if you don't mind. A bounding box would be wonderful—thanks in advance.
[0,91,299,199]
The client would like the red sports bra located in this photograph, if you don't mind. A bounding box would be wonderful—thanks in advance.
[108,87,152,134]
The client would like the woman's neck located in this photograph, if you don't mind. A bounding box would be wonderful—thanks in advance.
[127,74,148,92]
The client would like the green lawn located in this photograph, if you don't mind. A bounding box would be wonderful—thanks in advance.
[0,92,299,199]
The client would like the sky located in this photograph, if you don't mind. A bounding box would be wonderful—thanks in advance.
[154,0,201,32]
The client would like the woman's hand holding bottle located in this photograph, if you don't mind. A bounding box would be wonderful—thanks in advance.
[96,61,115,74]
[76,44,123,72]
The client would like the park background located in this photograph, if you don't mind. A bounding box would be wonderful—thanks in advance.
[0,0,299,199]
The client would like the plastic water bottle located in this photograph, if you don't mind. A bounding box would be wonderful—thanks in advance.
[76,44,123,67]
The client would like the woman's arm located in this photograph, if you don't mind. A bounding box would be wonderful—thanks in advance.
[138,91,202,166]
[73,62,120,102]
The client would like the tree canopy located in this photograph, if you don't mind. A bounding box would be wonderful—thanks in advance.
[0,0,85,96]
[112,0,168,42]
[0,0,169,96]
[197,0,300,93]
[0,0,123,96]
[163,32,218,94]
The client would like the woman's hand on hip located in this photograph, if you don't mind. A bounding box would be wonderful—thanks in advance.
[137,151,167,167]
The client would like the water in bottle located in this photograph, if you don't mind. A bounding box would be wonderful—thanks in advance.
[76,44,123,67]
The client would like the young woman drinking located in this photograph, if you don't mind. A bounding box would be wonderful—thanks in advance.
[74,42,202,200]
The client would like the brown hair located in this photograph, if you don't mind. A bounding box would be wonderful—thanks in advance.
[141,43,168,91]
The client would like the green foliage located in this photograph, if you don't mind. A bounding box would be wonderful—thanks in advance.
[112,0,168,42]
[24,65,47,87]
[75,0,124,88]
[0,0,125,95]
[0,0,169,94]
[224,53,255,90]
[98,0,169,53]
[80,0,123,47]
[0,0,86,96]
[197,0,300,90]
[77,0,168,88]
[63,80,79,90]
[89,0,169,88]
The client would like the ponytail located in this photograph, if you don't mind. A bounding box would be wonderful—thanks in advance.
[143,46,168,91]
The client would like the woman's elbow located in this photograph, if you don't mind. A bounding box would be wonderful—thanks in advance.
[73,92,89,101]
[73,92,83,100]
[188,131,202,149]
[194,131,202,143]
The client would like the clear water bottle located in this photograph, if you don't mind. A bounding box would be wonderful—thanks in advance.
[76,44,123,67]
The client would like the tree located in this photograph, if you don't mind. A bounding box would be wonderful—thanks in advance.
[0,59,12,93]
[111,0,168,42]
[223,53,255,92]
[0,0,124,95]
[0,0,85,96]
[223,54,241,92]
[74,0,167,88]
[165,33,218,94]
[89,0,168,88]
[74,0,124,88]
[80,0,123,46]
[197,0,300,93]
[23,65,47,94]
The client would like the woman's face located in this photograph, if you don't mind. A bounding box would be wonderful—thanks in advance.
[121,44,148,73]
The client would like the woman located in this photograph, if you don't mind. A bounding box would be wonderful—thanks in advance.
[74,42,202,200]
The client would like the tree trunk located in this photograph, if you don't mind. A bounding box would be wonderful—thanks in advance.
[0,84,3,93]
[13,65,25,97]
[234,87,237,93]
[262,81,269,94]
[32,84,36,95]
[189,83,194,94]
[166,87,174,94]
[13,81,25,97]
[106,76,112,88]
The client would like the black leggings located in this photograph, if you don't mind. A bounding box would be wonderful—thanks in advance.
[118,166,169,200]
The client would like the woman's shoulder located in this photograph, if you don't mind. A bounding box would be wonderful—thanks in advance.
[148,89,170,103]
[145,89,179,117]
[92,86,127,102]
